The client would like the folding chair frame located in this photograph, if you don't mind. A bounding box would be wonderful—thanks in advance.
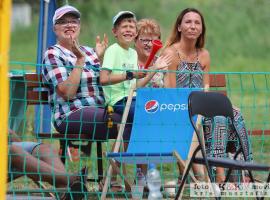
[101,86,136,199]
[175,91,270,200]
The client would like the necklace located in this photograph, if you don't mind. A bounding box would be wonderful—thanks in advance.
[177,50,198,63]
[173,44,198,63]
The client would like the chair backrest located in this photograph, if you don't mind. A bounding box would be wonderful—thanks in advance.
[209,74,227,95]
[209,74,226,87]
[125,88,200,163]
[188,91,234,119]
[24,73,49,105]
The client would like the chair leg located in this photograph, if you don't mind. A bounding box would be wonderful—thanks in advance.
[194,149,220,200]
[97,141,103,182]
[246,170,261,200]
[261,173,270,200]
[81,141,92,155]
[225,169,260,200]
[194,132,220,199]
[101,87,134,200]
[204,163,220,200]
[173,151,198,183]
[175,149,221,200]
[175,154,194,200]
[246,170,256,184]
[175,145,202,199]
[100,159,132,200]
[101,164,112,200]
[37,181,56,198]
[60,140,67,164]
[109,159,131,192]
[224,168,233,183]
[267,173,270,183]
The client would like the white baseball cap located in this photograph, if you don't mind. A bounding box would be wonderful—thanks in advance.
[53,5,81,25]
[112,11,136,26]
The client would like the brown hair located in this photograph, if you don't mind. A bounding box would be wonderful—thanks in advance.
[165,8,206,49]
[136,18,161,40]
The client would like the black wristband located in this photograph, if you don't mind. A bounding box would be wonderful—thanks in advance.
[126,71,134,80]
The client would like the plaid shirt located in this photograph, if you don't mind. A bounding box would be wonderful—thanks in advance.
[42,44,105,126]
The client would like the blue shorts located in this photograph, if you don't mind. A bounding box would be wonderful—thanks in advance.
[113,96,136,123]
[11,142,42,154]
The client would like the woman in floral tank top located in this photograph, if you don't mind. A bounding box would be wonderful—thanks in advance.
[162,8,252,183]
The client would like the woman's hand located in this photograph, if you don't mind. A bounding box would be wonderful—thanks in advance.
[135,55,172,88]
[151,54,172,71]
[70,35,85,62]
[95,34,108,60]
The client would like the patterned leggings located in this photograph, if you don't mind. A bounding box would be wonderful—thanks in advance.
[203,107,253,161]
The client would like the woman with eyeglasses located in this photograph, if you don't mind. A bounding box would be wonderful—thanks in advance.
[134,18,165,88]
[42,5,134,197]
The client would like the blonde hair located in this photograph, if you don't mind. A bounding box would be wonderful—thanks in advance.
[136,18,161,39]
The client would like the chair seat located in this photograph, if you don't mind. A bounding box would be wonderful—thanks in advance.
[106,152,175,164]
[194,157,270,171]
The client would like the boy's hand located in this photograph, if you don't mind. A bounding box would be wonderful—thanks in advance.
[133,71,147,79]
[95,34,108,59]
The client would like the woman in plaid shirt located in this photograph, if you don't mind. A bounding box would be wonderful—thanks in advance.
[42,5,131,146]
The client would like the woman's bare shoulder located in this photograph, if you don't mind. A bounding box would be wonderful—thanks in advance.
[198,48,210,70]
[199,48,210,58]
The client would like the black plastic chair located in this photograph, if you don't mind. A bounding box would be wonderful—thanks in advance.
[175,91,270,200]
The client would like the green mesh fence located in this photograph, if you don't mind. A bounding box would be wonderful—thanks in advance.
[8,61,270,199]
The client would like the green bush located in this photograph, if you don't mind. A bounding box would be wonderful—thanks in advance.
[10,0,270,71]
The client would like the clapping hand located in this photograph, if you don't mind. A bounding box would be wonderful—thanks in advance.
[95,34,109,59]
[70,35,85,61]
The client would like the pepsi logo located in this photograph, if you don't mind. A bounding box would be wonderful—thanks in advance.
[145,100,159,113]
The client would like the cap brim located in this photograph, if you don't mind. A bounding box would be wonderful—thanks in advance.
[113,12,136,25]
[56,11,80,21]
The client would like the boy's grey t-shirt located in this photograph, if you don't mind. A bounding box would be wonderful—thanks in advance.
[102,43,138,106]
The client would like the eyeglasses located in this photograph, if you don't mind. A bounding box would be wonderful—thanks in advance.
[55,19,80,26]
[139,38,154,45]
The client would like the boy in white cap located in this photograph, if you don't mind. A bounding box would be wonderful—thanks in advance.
[100,11,171,124]
[100,11,171,193]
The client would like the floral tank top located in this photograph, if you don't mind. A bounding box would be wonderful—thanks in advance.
[175,49,204,88]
